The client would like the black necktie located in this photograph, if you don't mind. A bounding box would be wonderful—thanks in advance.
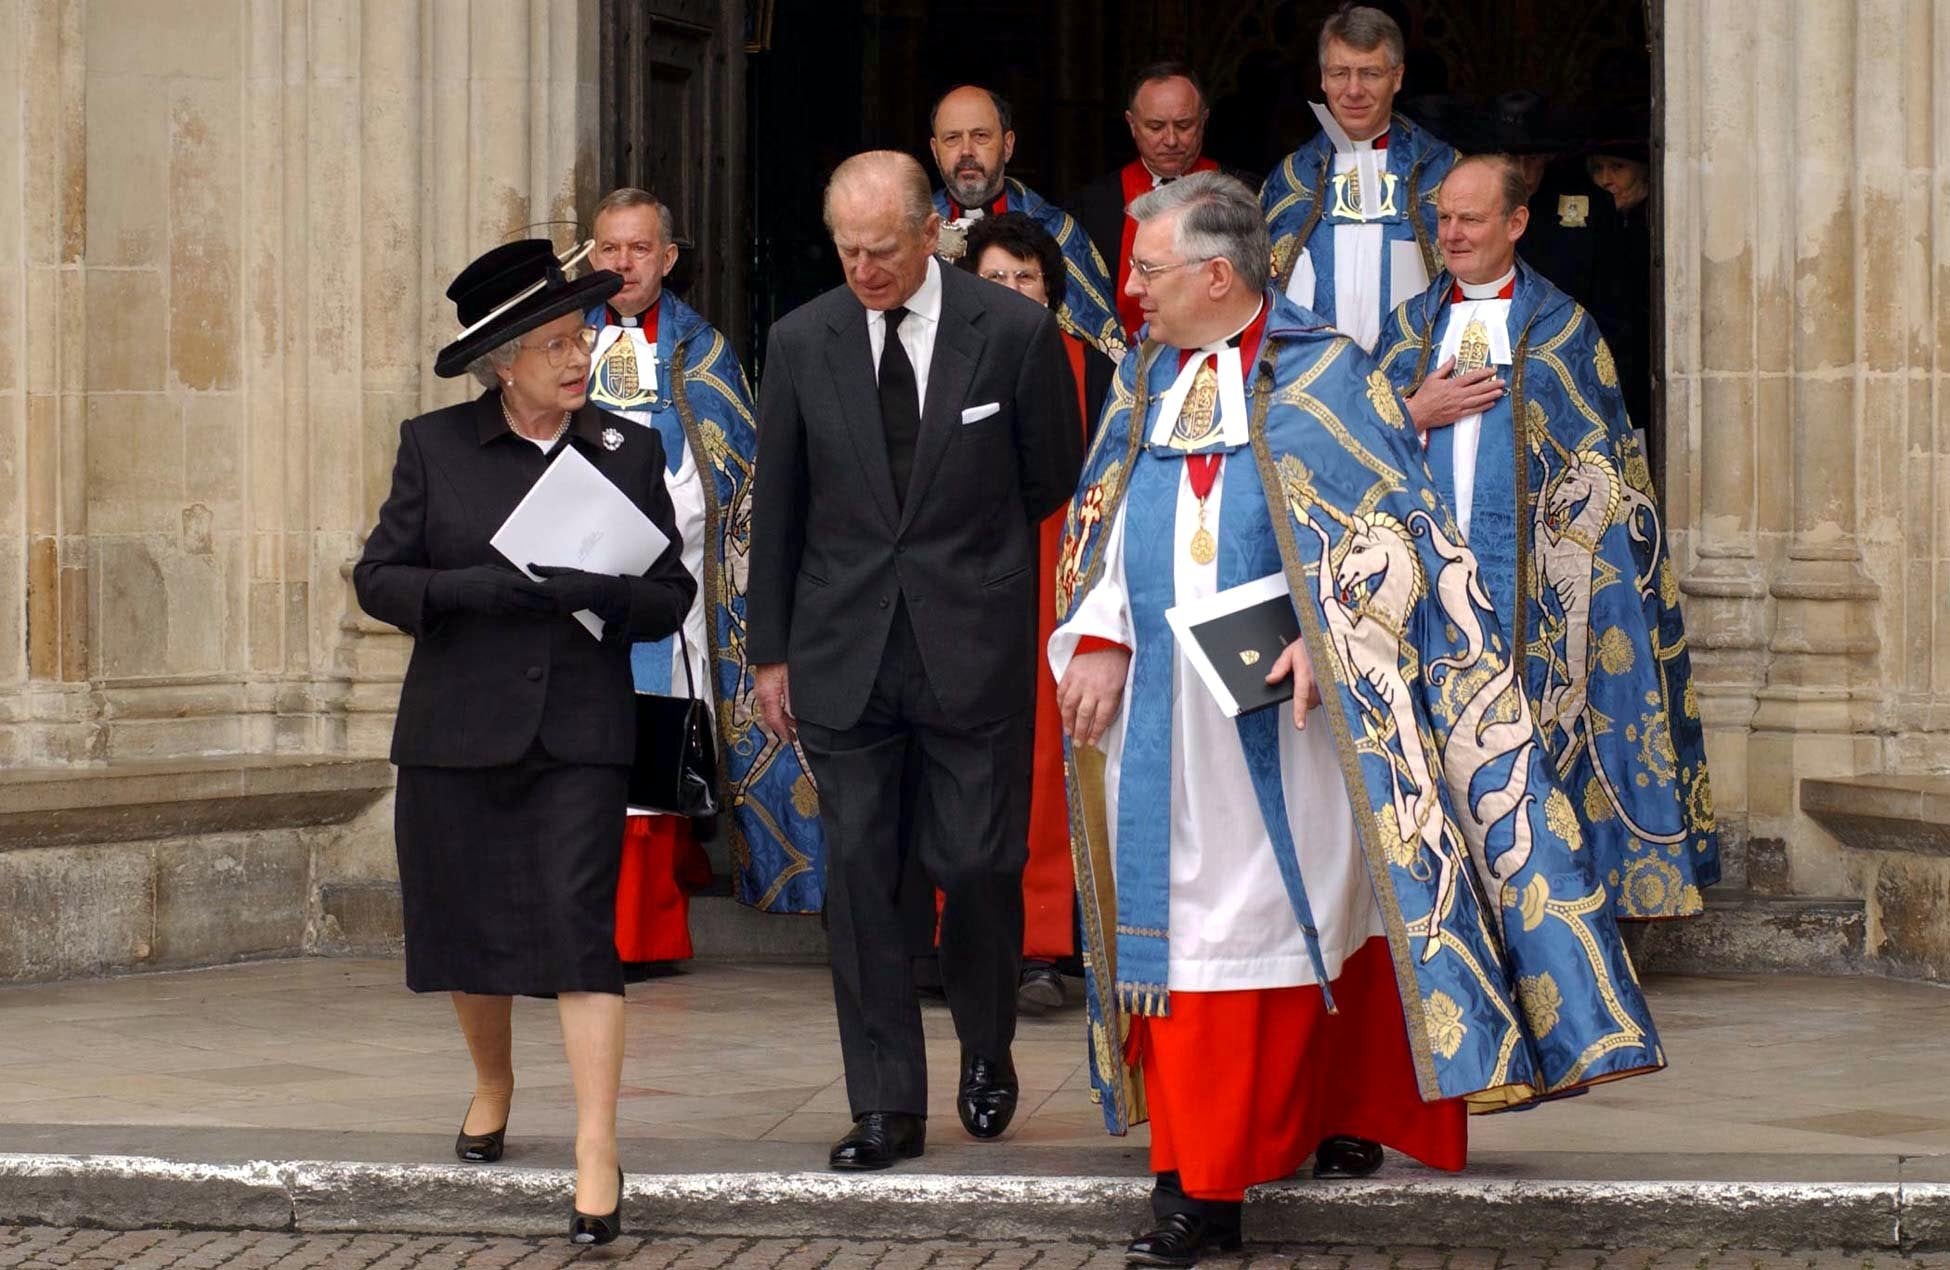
[879,306,921,504]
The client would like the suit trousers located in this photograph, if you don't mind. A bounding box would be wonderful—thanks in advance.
[797,602,1031,1117]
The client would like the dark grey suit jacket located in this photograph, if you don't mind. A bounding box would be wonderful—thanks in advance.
[747,263,1083,731]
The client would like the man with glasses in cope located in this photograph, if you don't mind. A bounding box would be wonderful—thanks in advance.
[584,188,826,976]
[1261,4,1457,352]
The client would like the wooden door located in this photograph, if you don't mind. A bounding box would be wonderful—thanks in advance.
[600,0,750,357]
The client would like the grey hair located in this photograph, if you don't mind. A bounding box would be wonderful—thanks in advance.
[1319,5,1405,68]
[823,150,934,231]
[1127,171,1271,293]
[1451,153,1529,217]
[592,187,676,242]
[465,337,522,391]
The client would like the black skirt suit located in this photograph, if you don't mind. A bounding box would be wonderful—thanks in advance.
[354,392,696,996]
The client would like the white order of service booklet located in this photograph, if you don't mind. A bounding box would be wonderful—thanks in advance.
[489,445,668,641]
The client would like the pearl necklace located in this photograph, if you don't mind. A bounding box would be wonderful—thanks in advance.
[502,394,571,446]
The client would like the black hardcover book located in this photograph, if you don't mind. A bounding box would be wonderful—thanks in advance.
[1182,593,1303,716]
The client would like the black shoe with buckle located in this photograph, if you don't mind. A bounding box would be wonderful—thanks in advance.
[1126,1211,1244,1267]
[828,1111,926,1170]
[1312,1134,1385,1178]
[956,1052,1019,1139]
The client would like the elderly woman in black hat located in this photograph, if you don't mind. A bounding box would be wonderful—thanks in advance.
[354,240,695,1245]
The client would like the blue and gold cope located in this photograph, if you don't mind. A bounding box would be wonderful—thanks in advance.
[1374,266,1720,922]
[1054,292,1663,1135]
[1260,114,1457,334]
[587,295,827,914]
[935,178,1127,363]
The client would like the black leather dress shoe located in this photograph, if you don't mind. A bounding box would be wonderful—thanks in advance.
[1312,1134,1385,1178]
[957,1052,1019,1139]
[1017,962,1065,1015]
[828,1112,926,1170]
[1125,1211,1243,1267]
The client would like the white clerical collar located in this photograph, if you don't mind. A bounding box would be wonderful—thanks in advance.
[1215,299,1265,350]
[1457,267,1517,300]
[1310,101,1389,155]
[1146,300,1264,452]
[871,257,943,327]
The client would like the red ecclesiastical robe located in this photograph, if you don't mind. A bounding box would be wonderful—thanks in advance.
[615,814,714,963]
[1131,937,1468,1199]
[1116,157,1220,338]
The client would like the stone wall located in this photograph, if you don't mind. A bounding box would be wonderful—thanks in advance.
[4,0,1948,981]
[1665,0,1950,975]
[0,0,600,766]
[0,1,600,976]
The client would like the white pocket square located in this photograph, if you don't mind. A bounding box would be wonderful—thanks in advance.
[959,402,1001,425]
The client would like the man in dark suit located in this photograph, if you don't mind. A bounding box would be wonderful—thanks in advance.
[747,150,1083,1170]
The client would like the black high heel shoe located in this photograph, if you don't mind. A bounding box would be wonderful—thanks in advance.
[453,1097,508,1164]
[569,1167,624,1246]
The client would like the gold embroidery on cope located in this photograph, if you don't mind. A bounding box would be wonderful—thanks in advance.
[1331,167,1401,220]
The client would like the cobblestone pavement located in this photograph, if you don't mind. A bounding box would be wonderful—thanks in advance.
[3,1230,1948,1270]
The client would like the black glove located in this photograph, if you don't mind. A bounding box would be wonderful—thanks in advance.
[425,565,552,617]
[529,564,633,632]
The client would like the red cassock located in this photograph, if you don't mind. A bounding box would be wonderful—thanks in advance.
[1014,334,1102,960]
[614,815,714,963]
[1130,937,1469,1200]
[1115,157,1220,339]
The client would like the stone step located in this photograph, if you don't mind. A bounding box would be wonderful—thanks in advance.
[1634,888,1865,976]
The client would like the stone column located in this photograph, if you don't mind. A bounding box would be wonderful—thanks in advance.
[1881,0,1950,769]
[1669,0,1771,815]
[1754,0,1882,734]
[15,0,93,761]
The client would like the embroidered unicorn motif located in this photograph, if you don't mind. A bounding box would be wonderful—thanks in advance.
[1281,458,1547,958]
[1531,438,1622,748]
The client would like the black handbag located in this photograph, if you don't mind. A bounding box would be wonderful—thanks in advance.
[628,633,721,819]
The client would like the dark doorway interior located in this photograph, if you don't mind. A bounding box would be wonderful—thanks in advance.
[603,0,1657,443]
[741,0,1656,440]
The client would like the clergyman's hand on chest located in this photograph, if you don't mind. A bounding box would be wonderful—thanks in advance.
[1406,355,1504,434]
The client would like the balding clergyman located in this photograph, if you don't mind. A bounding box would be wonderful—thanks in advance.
[747,151,1083,1170]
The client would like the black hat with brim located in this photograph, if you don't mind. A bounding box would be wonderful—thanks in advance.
[433,238,623,379]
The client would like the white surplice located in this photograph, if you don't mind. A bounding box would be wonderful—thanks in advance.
[1282,121,1432,353]
[1048,353,1384,992]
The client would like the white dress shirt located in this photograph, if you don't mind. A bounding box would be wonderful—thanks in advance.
[866,257,944,408]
